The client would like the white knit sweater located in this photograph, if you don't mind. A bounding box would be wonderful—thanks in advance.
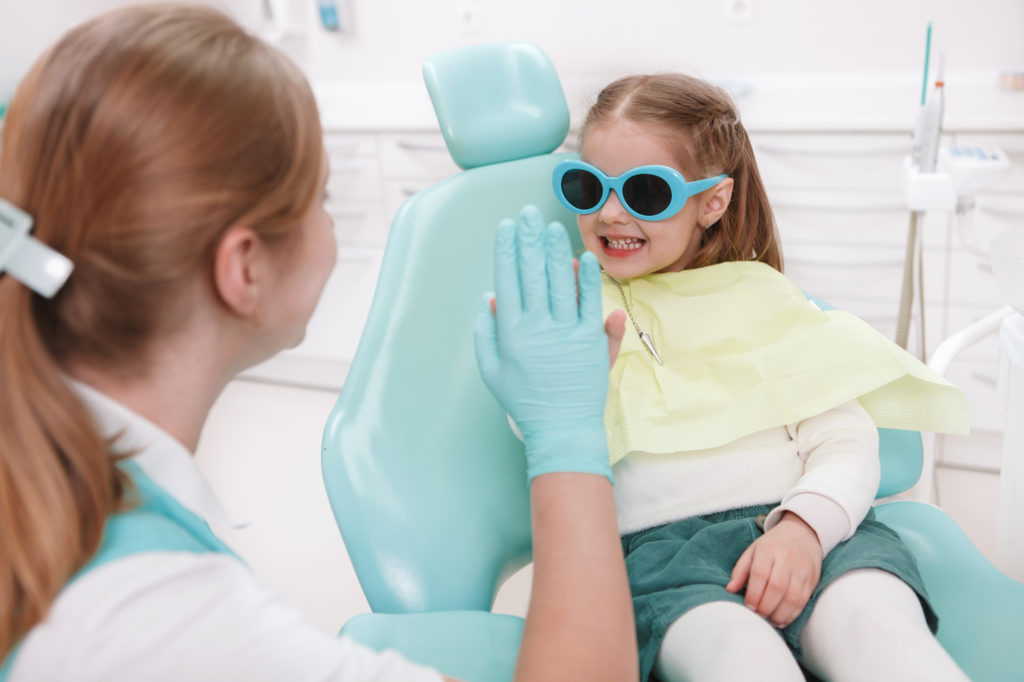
[612,400,881,556]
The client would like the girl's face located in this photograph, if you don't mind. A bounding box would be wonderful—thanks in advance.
[578,119,707,279]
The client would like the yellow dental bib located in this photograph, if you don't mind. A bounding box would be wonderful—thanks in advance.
[603,261,969,466]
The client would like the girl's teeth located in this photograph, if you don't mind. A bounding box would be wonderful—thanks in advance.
[606,237,644,250]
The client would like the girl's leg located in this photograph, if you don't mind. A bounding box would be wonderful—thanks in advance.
[654,601,804,682]
[799,568,969,682]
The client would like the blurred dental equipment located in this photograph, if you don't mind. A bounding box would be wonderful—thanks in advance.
[898,22,1010,358]
[895,22,1023,581]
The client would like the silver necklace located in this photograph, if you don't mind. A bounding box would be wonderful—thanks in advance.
[602,272,664,366]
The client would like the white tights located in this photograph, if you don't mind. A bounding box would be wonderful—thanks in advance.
[653,569,969,682]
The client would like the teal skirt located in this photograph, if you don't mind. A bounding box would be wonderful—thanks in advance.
[621,504,938,682]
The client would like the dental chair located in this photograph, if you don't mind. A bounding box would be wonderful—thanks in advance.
[321,42,1024,682]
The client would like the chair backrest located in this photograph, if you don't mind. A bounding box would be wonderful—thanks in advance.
[322,43,576,614]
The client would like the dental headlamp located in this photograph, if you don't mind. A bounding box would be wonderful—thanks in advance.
[0,198,73,298]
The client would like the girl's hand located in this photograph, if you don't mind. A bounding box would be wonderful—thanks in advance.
[725,512,823,629]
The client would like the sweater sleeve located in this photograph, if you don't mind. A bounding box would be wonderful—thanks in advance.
[762,400,880,556]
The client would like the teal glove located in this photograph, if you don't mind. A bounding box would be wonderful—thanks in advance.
[474,205,612,484]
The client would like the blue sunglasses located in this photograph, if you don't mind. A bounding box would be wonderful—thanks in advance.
[553,160,727,222]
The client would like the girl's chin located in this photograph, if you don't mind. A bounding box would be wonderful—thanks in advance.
[600,262,649,280]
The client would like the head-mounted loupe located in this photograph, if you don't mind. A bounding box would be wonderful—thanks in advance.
[0,198,73,298]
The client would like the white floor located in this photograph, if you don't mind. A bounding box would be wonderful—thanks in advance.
[195,377,1013,636]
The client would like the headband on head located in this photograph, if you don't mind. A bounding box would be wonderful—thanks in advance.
[0,199,73,298]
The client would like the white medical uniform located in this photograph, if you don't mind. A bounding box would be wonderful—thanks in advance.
[6,382,444,682]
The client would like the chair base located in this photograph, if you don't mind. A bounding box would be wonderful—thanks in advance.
[340,610,525,682]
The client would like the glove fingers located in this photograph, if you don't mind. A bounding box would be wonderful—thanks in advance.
[545,222,577,323]
[577,251,604,328]
[516,205,548,315]
[494,219,521,330]
[473,292,500,380]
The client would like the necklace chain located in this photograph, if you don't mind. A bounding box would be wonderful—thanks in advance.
[602,272,664,366]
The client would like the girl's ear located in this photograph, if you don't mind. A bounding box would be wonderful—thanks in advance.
[213,225,265,318]
[701,178,734,228]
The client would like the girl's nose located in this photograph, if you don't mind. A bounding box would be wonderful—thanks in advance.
[598,190,631,224]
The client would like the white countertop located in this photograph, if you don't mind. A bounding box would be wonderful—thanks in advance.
[314,70,1024,134]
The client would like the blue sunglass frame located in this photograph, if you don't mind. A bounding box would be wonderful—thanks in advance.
[552,159,727,222]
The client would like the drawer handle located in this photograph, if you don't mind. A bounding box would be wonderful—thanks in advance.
[771,198,906,212]
[329,160,367,174]
[336,248,383,263]
[397,139,449,153]
[971,367,997,386]
[755,141,912,156]
[787,254,904,267]
[325,142,359,156]
[977,201,1024,216]
[327,206,369,219]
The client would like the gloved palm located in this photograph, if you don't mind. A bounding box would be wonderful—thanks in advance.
[474,205,613,483]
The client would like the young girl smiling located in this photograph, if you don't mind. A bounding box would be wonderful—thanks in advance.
[555,73,970,682]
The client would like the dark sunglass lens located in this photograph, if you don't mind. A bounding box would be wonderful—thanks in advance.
[623,174,672,216]
[561,169,602,210]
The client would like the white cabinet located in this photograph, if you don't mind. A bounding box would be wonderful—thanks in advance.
[241,129,458,391]
[753,129,1024,466]
[754,132,947,360]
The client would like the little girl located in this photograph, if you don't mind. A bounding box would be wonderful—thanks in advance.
[554,73,971,682]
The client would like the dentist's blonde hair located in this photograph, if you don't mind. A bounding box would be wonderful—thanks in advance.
[0,4,323,655]
[581,73,783,271]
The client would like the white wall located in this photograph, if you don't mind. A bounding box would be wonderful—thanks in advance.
[291,0,1024,84]
[3,0,1023,104]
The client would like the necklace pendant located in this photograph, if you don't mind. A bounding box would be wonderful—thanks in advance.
[638,331,664,366]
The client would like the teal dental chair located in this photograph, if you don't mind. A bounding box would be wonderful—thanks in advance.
[321,42,1024,682]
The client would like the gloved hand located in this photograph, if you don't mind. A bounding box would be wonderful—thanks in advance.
[474,205,613,484]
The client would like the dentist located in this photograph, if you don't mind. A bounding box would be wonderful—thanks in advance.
[0,5,635,682]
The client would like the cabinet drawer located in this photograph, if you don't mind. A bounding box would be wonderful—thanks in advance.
[946,250,1005,307]
[943,356,1004,434]
[752,133,915,192]
[327,200,389,248]
[784,243,947,306]
[379,132,461,179]
[971,194,1024,250]
[945,305,1005,362]
[819,295,946,355]
[771,190,949,249]
[326,157,382,202]
[324,132,379,159]
[286,248,383,365]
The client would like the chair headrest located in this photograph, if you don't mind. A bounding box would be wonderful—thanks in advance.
[423,42,570,170]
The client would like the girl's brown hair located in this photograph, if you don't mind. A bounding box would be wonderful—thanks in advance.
[0,4,323,655]
[582,73,782,271]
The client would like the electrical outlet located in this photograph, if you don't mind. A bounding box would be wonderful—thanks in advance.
[723,0,753,23]
[457,4,482,34]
